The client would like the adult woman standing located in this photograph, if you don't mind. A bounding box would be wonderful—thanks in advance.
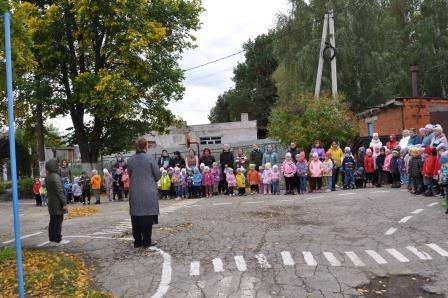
[185,149,199,169]
[220,144,234,194]
[200,148,216,167]
[262,144,278,166]
[127,137,161,248]
[170,151,186,168]
[59,159,72,182]
[158,149,171,170]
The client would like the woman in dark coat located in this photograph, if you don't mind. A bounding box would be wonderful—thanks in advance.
[59,159,72,182]
[200,148,216,167]
[127,137,161,248]
[219,144,234,195]
[170,151,186,168]
[158,149,171,169]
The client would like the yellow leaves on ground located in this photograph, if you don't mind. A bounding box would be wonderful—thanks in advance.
[65,206,99,220]
[0,249,112,297]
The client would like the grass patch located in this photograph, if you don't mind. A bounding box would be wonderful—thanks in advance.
[0,249,112,297]
[0,247,15,262]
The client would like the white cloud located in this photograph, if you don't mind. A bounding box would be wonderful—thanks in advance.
[50,0,290,130]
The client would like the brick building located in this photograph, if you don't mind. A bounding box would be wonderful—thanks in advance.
[358,97,448,138]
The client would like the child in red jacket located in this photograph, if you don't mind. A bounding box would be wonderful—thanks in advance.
[422,147,437,196]
[32,177,42,206]
[364,149,375,188]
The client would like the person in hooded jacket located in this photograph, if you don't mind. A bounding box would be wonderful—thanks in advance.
[45,159,69,245]
[390,150,402,188]
[375,147,386,187]
[385,135,399,150]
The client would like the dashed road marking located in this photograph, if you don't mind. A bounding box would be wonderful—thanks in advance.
[370,190,390,194]
[3,231,43,244]
[426,243,448,257]
[280,199,294,202]
[427,202,439,207]
[386,248,409,262]
[338,193,356,196]
[280,251,295,266]
[345,251,365,267]
[406,246,432,260]
[213,202,232,206]
[399,216,413,223]
[385,227,397,235]
[365,250,388,264]
[323,252,341,266]
[149,247,172,298]
[255,254,272,269]
[303,251,317,266]
[306,196,324,200]
[411,209,424,214]
[190,261,200,276]
[37,241,50,247]
[244,201,265,205]
[212,258,224,273]
[234,256,247,271]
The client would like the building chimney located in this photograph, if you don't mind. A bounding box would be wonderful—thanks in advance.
[241,113,249,122]
[410,65,419,97]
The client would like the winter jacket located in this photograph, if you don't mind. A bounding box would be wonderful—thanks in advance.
[262,151,278,166]
[422,132,434,147]
[383,154,392,172]
[80,174,91,191]
[281,160,297,177]
[249,149,263,168]
[90,174,101,190]
[310,147,325,161]
[385,135,399,150]
[247,169,260,185]
[422,155,437,177]
[103,174,114,189]
[375,154,386,170]
[211,167,221,183]
[364,155,375,174]
[160,175,171,190]
[322,159,334,176]
[342,156,356,172]
[170,157,186,168]
[271,170,280,182]
[122,173,129,190]
[192,172,202,186]
[236,173,246,188]
[171,172,182,187]
[407,134,421,146]
[226,173,237,187]
[296,160,308,176]
[202,172,214,186]
[59,166,72,182]
[328,147,343,167]
[309,160,323,177]
[45,159,67,215]
[33,181,41,195]
[262,169,272,184]
[390,156,401,175]
[369,138,383,149]
[200,155,216,168]
[72,183,82,197]
[408,156,423,178]
[158,156,171,169]
[431,133,448,149]
[220,151,234,169]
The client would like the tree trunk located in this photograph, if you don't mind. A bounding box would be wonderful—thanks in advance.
[36,103,46,177]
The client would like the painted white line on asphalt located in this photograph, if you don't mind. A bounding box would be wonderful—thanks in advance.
[212,258,225,273]
[244,201,265,205]
[281,251,295,266]
[411,209,424,214]
[386,249,409,262]
[213,202,233,206]
[149,247,172,298]
[365,250,388,264]
[427,243,448,257]
[306,196,324,200]
[3,231,43,244]
[190,261,200,276]
[234,256,247,271]
[338,193,356,196]
[345,251,365,267]
[428,202,439,207]
[99,230,122,234]
[303,251,317,266]
[280,199,294,202]
[323,252,341,266]
[255,254,272,269]
[398,216,413,223]
[184,205,199,208]
[122,218,131,221]
[385,227,398,235]
[406,246,432,260]
[37,241,50,247]
[370,190,390,194]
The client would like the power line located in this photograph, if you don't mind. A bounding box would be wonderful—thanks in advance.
[183,50,245,72]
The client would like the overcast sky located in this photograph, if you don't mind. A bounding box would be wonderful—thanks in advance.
[50,0,290,130]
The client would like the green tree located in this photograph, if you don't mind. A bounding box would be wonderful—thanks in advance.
[21,0,202,168]
[209,33,278,138]
[268,93,357,149]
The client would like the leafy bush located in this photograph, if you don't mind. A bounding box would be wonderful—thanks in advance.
[18,177,34,198]
[2,181,12,189]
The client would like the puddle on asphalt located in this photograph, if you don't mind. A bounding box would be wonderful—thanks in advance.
[357,275,443,298]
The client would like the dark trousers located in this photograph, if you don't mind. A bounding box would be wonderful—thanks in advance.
[392,173,401,188]
[238,187,245,195]
[294,174,301,192]
[411,175,423,193]
[131,216,154,248]
[332,167,340,190]
[309,177,322,191]
[49,215,63,242]
[35,193,42,206]
[250,184,259,193]
[82,189,91,204]
[285,176,295,193]
[162,190,170,199]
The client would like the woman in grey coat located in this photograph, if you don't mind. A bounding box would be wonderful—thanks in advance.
[127,137,161,248]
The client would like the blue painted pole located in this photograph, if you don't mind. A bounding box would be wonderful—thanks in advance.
[4,12,26,298]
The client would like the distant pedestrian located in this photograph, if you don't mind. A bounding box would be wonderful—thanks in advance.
[45,158,69,246]
[127,137,161,248]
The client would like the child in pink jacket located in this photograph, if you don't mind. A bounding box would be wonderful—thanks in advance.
[262,163,273,195]
[281,152,297,195]
[309,153,323,192]
[226,168,237,196]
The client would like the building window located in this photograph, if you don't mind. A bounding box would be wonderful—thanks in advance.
[367,122,374,137]
[200,136,222,145]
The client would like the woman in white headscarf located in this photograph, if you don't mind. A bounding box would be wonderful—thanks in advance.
[369,133,383,149]
[431,125,448,148]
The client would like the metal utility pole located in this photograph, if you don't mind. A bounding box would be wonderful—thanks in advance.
[314,10,338,99]
[36,103,46,177]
